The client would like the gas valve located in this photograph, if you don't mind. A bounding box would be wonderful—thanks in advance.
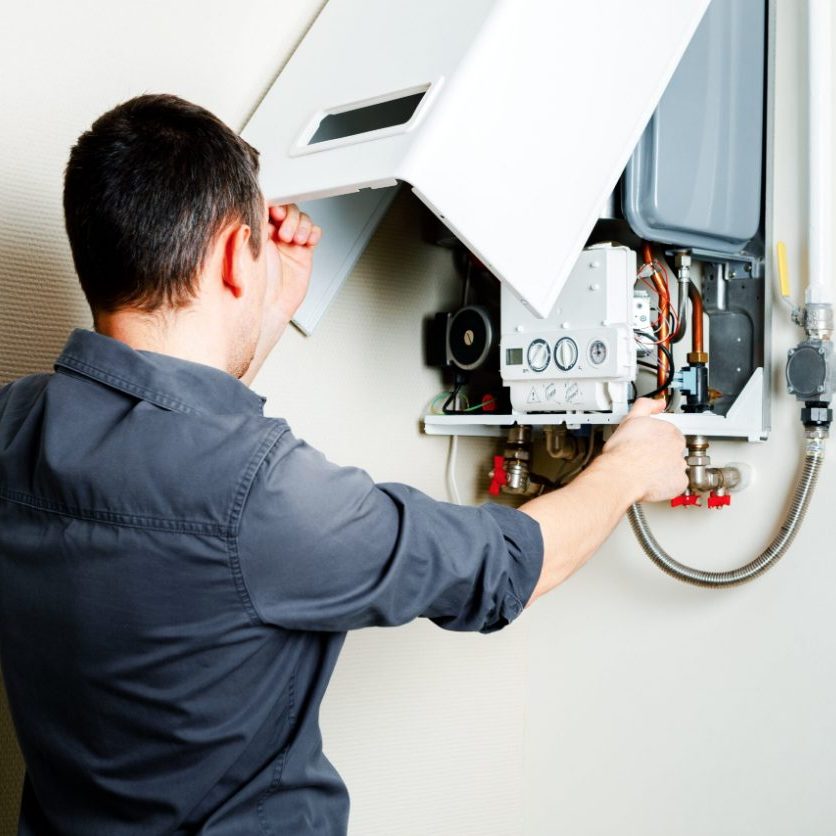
[670,435,746,509]
[488,455,507,496]
[487,426,549,497]
[707,491,732,509]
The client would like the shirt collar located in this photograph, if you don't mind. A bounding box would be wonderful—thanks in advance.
[54,329,266,417]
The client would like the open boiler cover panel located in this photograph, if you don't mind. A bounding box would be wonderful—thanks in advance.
[243,0,771,445]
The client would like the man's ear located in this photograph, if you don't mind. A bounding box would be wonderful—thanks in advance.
[220,223,253,299]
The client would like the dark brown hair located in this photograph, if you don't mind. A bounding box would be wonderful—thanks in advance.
[64,94,262,312]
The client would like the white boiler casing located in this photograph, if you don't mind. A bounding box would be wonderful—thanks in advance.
[500,245,637,415]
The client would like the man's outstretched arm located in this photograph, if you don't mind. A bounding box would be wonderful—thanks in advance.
[521,397,687,604]
[235,400,685,634]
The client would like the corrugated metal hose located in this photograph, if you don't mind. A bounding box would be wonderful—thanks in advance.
[627,436,825,587]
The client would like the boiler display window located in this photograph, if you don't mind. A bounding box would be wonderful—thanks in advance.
[506,348,524,366]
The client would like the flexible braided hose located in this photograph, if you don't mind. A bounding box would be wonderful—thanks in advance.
[627,437,825,587]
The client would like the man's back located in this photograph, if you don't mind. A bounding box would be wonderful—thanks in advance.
[0,331,350,833]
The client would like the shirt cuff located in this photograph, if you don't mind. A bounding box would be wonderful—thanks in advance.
[478,503,544,634]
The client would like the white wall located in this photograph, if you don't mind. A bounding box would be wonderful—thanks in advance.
[1,2,833,835]
[522,2,836,833]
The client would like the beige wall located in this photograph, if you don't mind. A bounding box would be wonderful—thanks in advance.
[1,1,834,834]
[522,2,836,834]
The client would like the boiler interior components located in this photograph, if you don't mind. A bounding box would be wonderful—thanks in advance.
[424,0,770,443]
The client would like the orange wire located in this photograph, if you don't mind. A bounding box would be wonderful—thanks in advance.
[642,243,671,394]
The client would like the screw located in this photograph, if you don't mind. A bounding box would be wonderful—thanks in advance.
[819,347,826,355]
[789,348,795,356]
[817,385,825,393]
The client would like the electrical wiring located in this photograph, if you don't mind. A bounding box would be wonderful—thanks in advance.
[460,398,496,412]
[637,270,680,335]
[638,365,675,400]
[431,386,496,415]
[644,341,674,372]
[442,381,464,414]
[446,435,462,504]
[631,335,674,401]
[639,277,679,342]
[429,391,466,414]
[441,384,463,504]
[634,328,670,347]
[641,244,675,392]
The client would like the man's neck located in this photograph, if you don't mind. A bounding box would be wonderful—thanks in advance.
[95,306,232,376]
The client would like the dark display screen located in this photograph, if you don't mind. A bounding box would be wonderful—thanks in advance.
[506,348,523,366]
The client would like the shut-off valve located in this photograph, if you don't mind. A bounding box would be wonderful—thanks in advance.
[670,435,747,510]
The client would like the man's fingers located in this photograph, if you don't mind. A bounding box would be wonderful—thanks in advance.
[269,204,288,223]
[278,204,301,243]
[627,397,665,418]
[268,204,320,248]
[294,214,313,245]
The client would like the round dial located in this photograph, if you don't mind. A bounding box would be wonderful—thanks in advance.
[588,339,608,366]
[554,337,579,371]
[527,338,551,373]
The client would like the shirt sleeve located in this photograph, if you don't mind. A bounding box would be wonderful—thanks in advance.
[235,428,544,633]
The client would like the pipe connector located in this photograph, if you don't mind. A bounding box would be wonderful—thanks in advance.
[673,435,744,506]
[543,425,579,461]
[488,425,542,497]
[803,302,834,341]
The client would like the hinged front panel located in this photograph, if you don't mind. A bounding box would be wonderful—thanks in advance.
[244,0,711,324]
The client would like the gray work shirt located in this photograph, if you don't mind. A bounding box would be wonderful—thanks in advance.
[0,329,543,835]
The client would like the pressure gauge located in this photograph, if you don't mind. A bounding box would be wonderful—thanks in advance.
[589,339,608,366]
[554,337,579,371]
[527,338,550,372]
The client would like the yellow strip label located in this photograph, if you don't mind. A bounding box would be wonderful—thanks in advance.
[776,241,791,297]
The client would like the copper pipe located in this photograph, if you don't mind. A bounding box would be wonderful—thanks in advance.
[643,243,670,392]
[688,281,705,355]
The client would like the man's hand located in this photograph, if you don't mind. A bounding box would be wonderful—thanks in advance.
[521,398,688,603]
[267,203,322,323]
[599,398,688,503]
[240,204,321,386]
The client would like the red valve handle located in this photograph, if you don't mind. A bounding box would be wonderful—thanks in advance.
[671,493,700,508]
[488,455,507,496]
[707,492,731,509]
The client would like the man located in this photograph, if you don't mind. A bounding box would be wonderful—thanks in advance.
[0,94,687,834]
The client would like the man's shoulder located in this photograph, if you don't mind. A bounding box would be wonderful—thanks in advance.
[1,368,293,530]
[0,372,52,428]
[0,371,51,402]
